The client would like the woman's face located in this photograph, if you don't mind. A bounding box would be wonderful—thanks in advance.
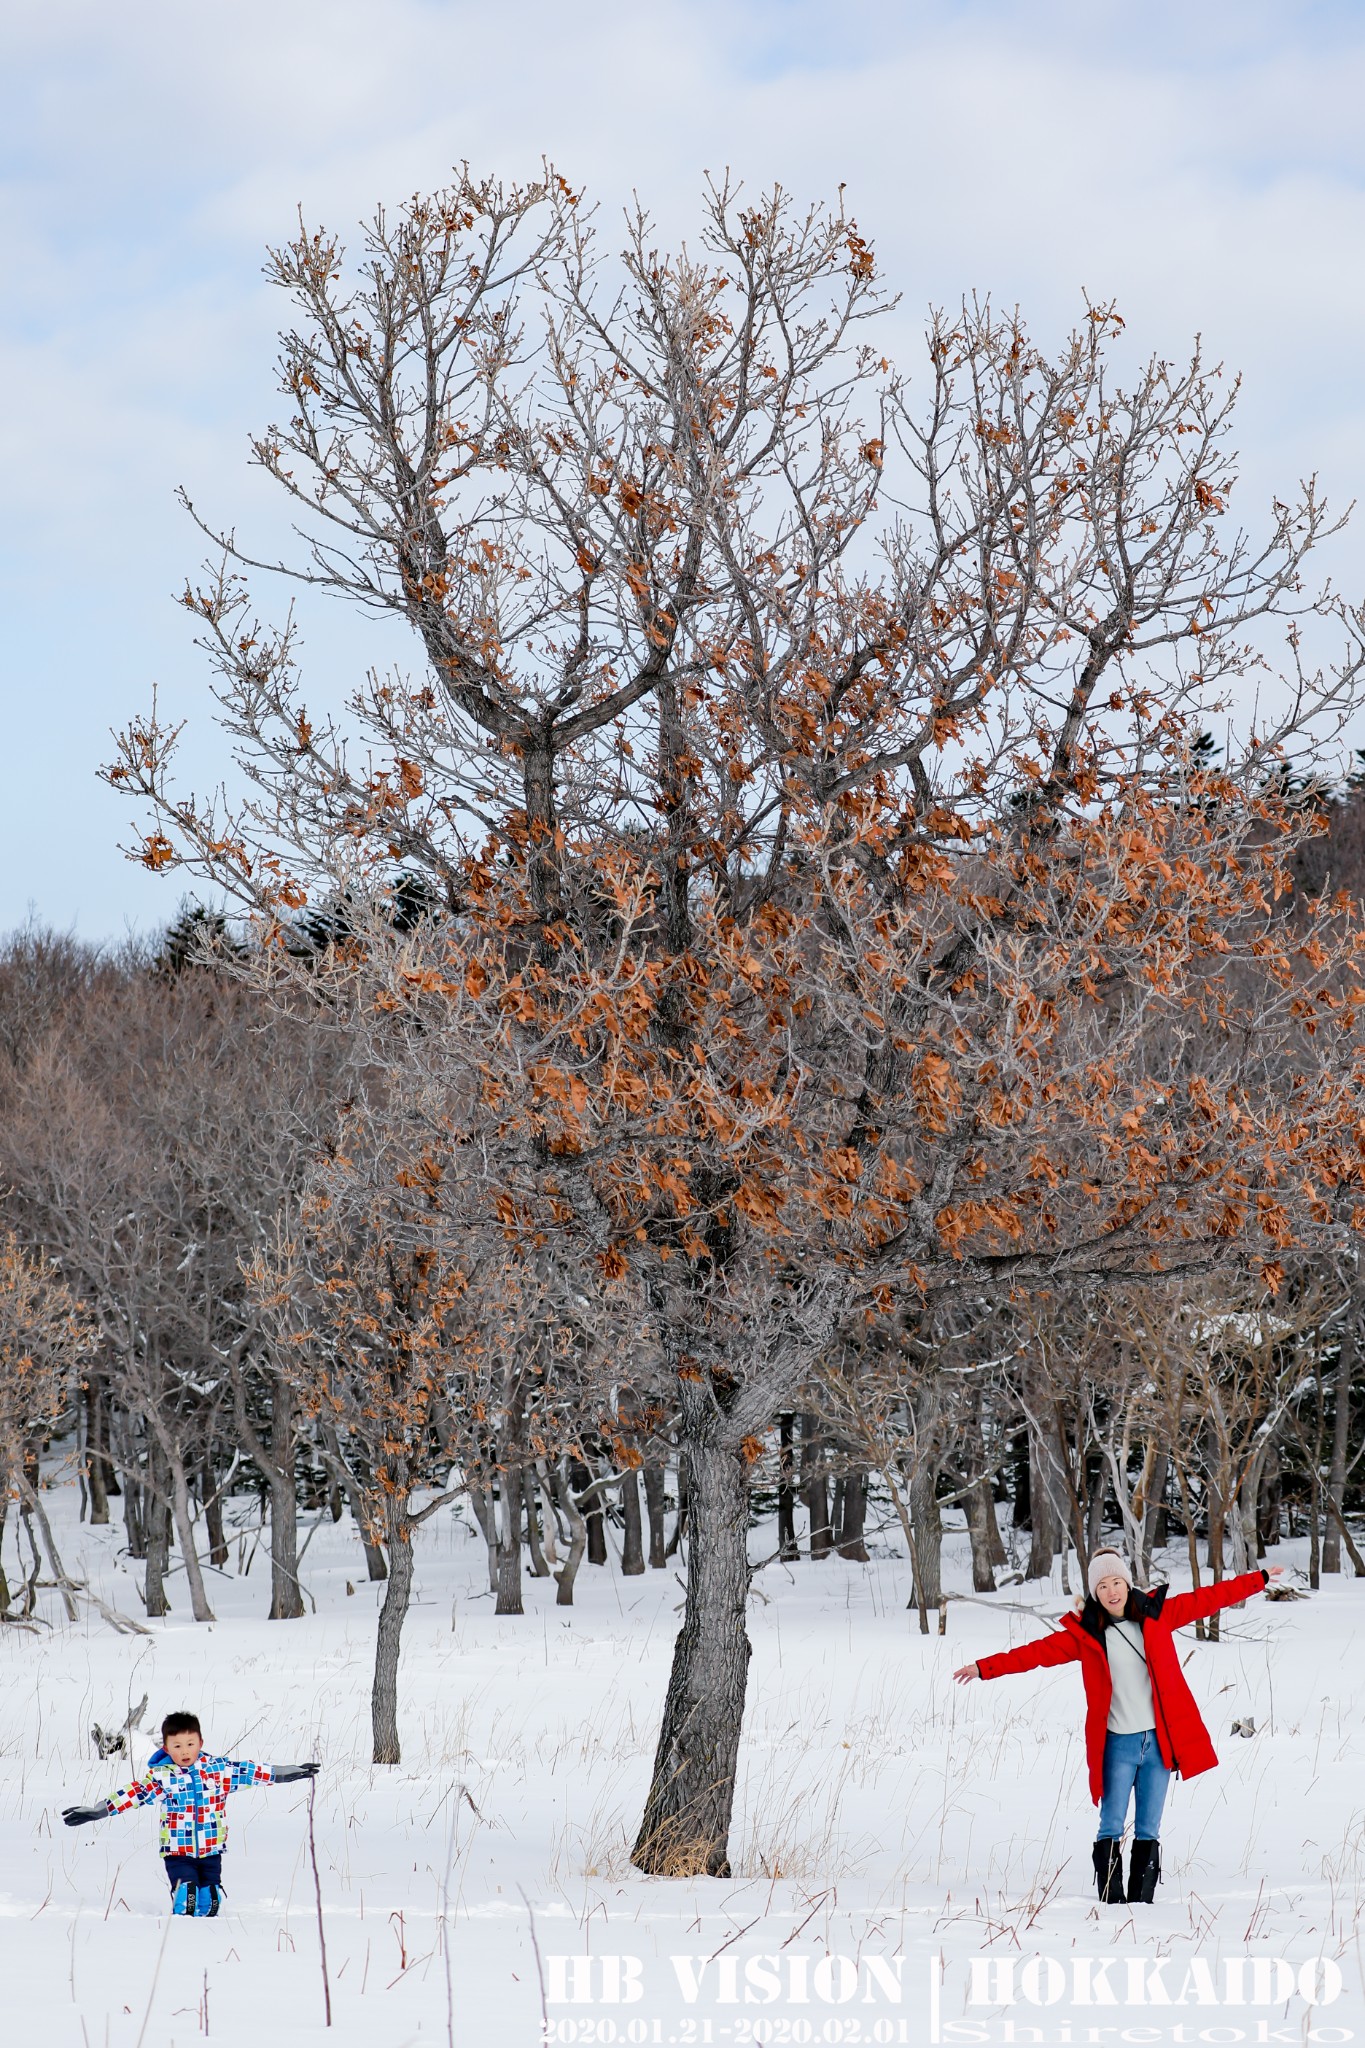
[1094,1574,1130,1616]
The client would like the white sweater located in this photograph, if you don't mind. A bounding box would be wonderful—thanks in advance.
[1105,1617,1156,1734]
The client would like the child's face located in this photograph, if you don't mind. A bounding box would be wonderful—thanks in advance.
[164,1730,203,1767]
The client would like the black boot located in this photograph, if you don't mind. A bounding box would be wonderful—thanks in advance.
[1127,1838,1161,1903]
[1091,1838,1124,1903]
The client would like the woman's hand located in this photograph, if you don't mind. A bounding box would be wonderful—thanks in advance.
[952,1662,980,1684]
[1266,1565,1284,1579]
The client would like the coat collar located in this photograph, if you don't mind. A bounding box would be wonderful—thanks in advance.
[1076,1582,1168,1642]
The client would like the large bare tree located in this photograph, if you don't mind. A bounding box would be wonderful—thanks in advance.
[106,169,1365,1876]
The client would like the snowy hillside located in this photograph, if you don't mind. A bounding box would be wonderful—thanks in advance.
[2,1474,1362,2046]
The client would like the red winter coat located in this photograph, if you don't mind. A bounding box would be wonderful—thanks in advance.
[976,1570,1269,1804]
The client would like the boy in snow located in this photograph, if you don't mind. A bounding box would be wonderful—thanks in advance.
[954,1551,1282,1904]
[62,1710,319,1916]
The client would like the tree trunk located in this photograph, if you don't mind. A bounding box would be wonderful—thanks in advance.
[1012,1436,1031,1527]
[202,1460,228,1569]
[963,1478,998,1593]
[494,1473,524,1616]
[266,1374,303,1616]
[1083,1457,1106,1563]
[835,1471,870,1561]
[122,1469,146,1561]
[907,1455,943,1608]
[1026,1420,1060,1580]
[1235,1444,1263,1578]
[1324,1326,1354,1573]
[665,1459,688,1557]
[85,1381,110,1525]
[621,1466,646,1575]
[775,1415,798,1561]
[800,1414,832,1559]
[1174,1460,1209,1642]
[550,1460,587,1606]
[167,1446,215,1623]
[1205,1451,1227,1638]
[372,1505,415,1764]
[1138,1447,1169,1584]
[468,1484,499,1593]
[585,1491,608,1567]
[269,1470,304,1620]
[985,1482,1008,1564]
[1258,1440,1283,1550]
[144,1444,171,1619]
[524,1469,551,1577]
[0,1498,8,1615]
[632,1420,751,1877]
[644,1461,668,1569]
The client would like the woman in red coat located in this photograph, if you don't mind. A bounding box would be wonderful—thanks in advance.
[953,1548,1280,1904]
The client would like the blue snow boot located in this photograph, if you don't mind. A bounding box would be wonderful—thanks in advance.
[197,1885,221,1917]
[171,1881,196,1916]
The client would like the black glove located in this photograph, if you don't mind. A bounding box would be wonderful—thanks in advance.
[62,1803,110,1827]
[270,1763,320,1783]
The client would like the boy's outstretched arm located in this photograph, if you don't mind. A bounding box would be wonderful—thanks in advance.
[66,1772,161,1826]
[62,1800,113,1827]
[223,1758,320,1790]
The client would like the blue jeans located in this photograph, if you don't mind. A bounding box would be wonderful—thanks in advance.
[1097,1730,1170,1841]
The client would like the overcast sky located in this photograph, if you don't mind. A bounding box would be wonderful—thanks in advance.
[5,0,1365,939]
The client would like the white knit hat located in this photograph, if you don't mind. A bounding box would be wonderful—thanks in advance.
[1087,1549,1133,1598]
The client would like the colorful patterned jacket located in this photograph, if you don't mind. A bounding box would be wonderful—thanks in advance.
[105,1750,274,1857]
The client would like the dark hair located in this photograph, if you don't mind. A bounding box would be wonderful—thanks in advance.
[161,1712,202,1742]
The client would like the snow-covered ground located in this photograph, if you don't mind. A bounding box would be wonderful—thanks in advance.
[3,1473,1363,2047]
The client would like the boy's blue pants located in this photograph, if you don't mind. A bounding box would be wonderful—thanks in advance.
[164,1853,223,1916]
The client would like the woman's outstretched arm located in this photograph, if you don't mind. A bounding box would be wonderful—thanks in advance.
[954,1629,1081,1684]
[1162,1564,1281,1631]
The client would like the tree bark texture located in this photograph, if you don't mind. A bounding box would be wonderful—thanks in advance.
[644,1461,668,1569]
[269,1470,304,1620]
[550,1460,587,1606]
[775,1414,798,1561]
[85,1380,111,1525]
[632,1422,752,1878]
[963,1478,998,1592]
[1324,1321,1354,1573]
[800,1415,833,1559]
[144,1440,171,1618]
[1026,1421,1060,1580]
[907,1455,943,1608]
[620,1466,645,1575]
[834,1471,870,1561]
[494,1471,524,1615]
[203,1461,228,1568]
[167,1445,215,1623]
[371,1503,415,1764]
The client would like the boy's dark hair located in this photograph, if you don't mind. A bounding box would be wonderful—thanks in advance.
[160,1711,202,1742]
